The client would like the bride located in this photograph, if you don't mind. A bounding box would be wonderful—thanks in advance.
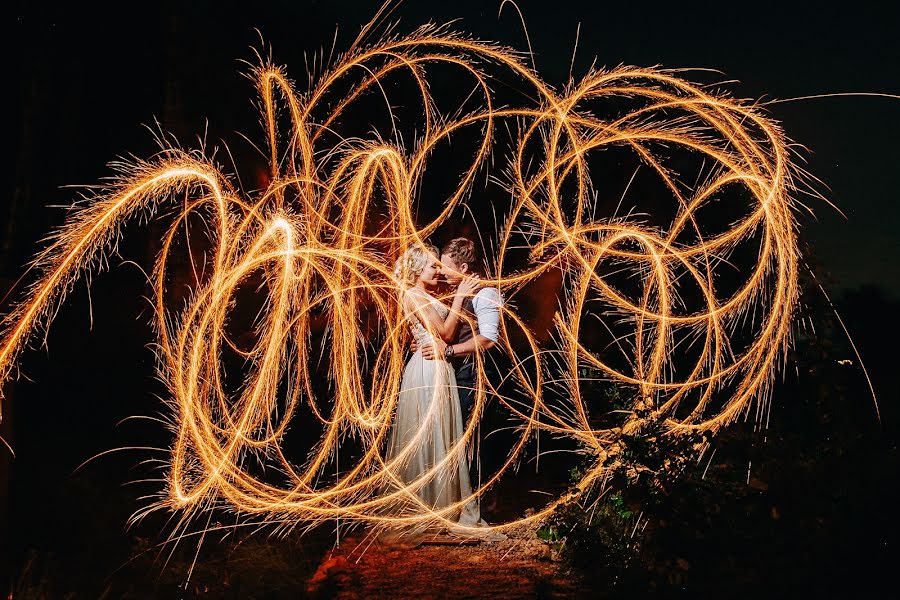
[383,243,499,540]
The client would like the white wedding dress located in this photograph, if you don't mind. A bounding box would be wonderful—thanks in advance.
[382,286,499,540]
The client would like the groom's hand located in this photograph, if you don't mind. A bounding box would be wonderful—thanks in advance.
[420,341,436,360]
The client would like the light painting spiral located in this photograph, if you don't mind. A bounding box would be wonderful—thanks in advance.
[0,27,800,537]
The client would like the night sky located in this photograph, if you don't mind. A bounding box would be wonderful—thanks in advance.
[4,0,899,595]
[7,0,899,296]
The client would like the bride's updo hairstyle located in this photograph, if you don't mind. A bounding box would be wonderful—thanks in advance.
[393,244,438,286]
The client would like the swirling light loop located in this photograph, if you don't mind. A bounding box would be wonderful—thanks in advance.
[0,28,800,535]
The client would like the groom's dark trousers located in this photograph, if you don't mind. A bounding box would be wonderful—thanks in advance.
[454,361,477,423]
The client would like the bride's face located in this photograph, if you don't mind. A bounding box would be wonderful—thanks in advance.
[417,258,442,288]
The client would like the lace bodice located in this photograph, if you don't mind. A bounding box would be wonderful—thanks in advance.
[404,287,447,347]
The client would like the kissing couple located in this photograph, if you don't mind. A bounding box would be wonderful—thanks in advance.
[383,237,505,542]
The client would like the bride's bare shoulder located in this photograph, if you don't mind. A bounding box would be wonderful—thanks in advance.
[404,286,437,299]
[400,286,430,309]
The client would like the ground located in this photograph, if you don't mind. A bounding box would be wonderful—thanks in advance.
[306,522,580,599]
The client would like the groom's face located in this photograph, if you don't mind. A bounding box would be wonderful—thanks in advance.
[440,254,469,286]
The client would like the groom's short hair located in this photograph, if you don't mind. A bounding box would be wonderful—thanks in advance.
[441,238,477,267]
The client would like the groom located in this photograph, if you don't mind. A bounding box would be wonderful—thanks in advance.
[421,237,502,423]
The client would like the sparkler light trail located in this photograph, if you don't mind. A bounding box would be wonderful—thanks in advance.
[0,25,801,538]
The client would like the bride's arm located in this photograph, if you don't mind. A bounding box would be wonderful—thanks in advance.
[402,291,456,344]
[403,278,478,343]
[402,292,448,352]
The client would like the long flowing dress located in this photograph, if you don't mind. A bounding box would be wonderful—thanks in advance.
[383,286,485,536]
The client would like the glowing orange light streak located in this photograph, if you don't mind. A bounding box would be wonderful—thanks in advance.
[0,27,801,536]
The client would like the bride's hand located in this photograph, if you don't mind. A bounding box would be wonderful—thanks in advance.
[421,337,446,360]
[456,274,481,298]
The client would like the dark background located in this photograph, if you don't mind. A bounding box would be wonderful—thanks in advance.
[3,0,899,596]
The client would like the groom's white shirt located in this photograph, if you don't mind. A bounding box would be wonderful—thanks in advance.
[470,287,502,342]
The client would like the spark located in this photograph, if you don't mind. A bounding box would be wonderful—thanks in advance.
[0,25,801,537]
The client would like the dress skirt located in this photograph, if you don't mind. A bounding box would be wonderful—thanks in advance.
[384,350,481,528]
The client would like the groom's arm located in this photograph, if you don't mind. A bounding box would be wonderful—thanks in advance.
[421,332,495,359]
[421,287,502,359]
[449,333,496,356]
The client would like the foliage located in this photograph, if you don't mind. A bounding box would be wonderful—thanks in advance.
[537,397,707,585]
[536,260,899,594]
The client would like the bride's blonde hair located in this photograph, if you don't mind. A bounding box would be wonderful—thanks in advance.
[393,244,438,286]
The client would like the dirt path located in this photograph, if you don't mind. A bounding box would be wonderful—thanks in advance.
[306,522,582,599]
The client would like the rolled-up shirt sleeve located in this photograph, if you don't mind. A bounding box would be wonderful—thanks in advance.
[472,287,502,343]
